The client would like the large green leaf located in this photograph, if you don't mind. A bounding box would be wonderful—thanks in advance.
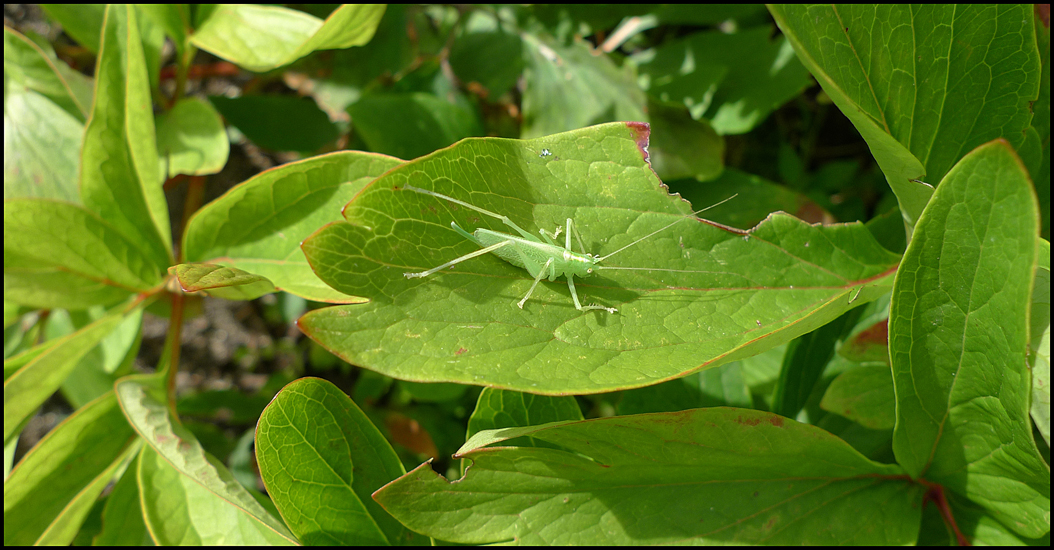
[2,25,92,118]
[115,375,297,544]
[155,97,228,177]
[94,456,152,545]
[769,5,1042,232]
[941,491,1052,545]
[80,4,171,270]
[191,4,386,72]
[60,307,143,408]
[3,27,90,203]
[820,365,896,430]
[2,87,82,203]
[209,95,340,153]
[184,151,401,302]
[3,392,138,545]
[3,306,131,442]
[890,139,1048,537]
[2,265,133,310]
[3,335,57,381]
[347,92,484,160]
[1031,13,1050,238]
[521,35,647,138]
[466,388,583,453]
[4,199,165,295]
[136,445,290,545]
[1030,254,1050,447]
[255,377,425,545]
[636,25,812,135]
[300,123,900,394]
[39,4,107,52]
[373,408,921,544]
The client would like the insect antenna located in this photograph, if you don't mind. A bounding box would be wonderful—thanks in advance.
[596,265,716,272]
[594,194,737,263]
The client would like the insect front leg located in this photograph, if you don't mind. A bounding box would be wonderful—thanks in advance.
[566,275,617,314]
[538,219,575,249]
[450,221,482,245]
[403,185,537,241]
[538,226,562,246]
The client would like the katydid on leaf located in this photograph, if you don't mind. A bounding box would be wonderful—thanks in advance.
[402,185,736,314]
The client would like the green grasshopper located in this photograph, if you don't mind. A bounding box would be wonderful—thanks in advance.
[402,185,735,314]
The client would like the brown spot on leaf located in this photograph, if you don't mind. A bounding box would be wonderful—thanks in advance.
[738,415,762,426]
[626,121,651,162]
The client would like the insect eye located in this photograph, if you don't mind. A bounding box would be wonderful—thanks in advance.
[587,268,593,274]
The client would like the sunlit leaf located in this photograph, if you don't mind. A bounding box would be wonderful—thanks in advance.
[80,5,171,268]
[156,97,228,177]
[116,375,297,544]
[191,4,386,72]
[301,123,900,394]
[256,377,425,545]
[770,5,1042,231]
[184,151,400,303]
[3,393,138,545]
[890,139,1048,537]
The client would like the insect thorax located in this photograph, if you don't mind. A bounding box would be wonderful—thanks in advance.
[473,228,598,278]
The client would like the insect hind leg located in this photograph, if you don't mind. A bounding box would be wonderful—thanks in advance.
[404,185,536,241]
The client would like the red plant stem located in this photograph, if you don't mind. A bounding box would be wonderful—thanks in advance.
[163,173,187,192]
[922,481,969,546]
[159,61,239,82]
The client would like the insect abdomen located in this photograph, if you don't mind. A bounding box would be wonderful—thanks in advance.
[474,229,559,276]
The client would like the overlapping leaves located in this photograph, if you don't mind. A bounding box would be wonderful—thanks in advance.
[770,5,1042,230]
[374,408,921,545]
[890,140,1048,537]
[301,123,900,394]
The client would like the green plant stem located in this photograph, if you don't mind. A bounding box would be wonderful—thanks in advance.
[164,291,185,419]
[175,44,195,107]
[175,175,206,262]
